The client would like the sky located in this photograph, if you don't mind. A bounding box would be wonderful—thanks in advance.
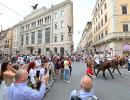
[0,0,96,51]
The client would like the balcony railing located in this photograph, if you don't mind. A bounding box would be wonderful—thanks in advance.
[92,32,130,46]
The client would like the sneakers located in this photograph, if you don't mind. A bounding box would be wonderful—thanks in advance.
[64,80,70,83]
[93,95,98,99]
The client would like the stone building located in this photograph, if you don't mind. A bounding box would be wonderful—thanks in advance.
[84,0,130,56]
[12,0,73,55]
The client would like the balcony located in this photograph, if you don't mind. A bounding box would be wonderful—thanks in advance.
[92,32,130,47]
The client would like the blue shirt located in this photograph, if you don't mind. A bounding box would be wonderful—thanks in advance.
[69,90,93,100]
[9,82,46,100]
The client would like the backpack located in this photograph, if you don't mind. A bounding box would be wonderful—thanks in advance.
[70,90,97,100]
[58,61,62,67]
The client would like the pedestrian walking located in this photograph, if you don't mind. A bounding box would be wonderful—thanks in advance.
[64,58,70,83]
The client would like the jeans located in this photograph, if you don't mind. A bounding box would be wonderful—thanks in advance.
[64,68,69,81]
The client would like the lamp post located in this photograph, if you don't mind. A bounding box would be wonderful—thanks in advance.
[68,25,72,37]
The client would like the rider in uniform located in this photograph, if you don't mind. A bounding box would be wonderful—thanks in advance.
[94,51,100,67]
[99,51,104,65]
[107,52,113,61]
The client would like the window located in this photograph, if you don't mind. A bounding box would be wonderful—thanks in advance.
[38,30,42,44]
[31,32,35,44]
[21,26,24,32]
[122,6,127,14]
[101,33,104,38]
[99,34,100,40]
[104,3,107,9]
[101,19,103,26]
[123,24,128,32]
[55,23,57,29]
[61,10,64,16]
[98,22,100,30]
[61,35,64,41]
[105,29,108,35]
[26,33,29,45]
[45,27,50,43]
[61,22,64,28]
[101,9,103,15]
[98,14,100,19]
[54,36,57,42]
[21,35,24,46]
[105,14,107,23]
[31,22,36,28]
[26,24,30,30]
[55,13,58,18]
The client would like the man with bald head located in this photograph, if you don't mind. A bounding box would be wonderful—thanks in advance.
[9,70,49,100]
[69,75,97,100]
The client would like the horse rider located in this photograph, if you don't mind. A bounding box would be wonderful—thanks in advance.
[99,51,104,65]
[107,52,113,62]
[94,51,100,67]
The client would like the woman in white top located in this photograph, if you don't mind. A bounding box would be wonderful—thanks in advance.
[27,61,36,89]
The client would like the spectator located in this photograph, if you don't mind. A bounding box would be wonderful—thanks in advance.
[128,56,130,72]
[68,57,72,75]
[27,61,36,89]
[64,58,70,83]
[87,63,96,79]
[69,75,97,100]
[9,70,49,100]
[35,56,42,82]
[0,61,15,100]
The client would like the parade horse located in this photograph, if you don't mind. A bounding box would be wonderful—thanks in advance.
[87,59,114,79]
[111,59,123,77]
[118,57,127,68]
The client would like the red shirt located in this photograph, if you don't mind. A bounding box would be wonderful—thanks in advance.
[87,68,94,75]
[68,59,71,65]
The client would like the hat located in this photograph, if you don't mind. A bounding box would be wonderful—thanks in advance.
[100,51,104,53]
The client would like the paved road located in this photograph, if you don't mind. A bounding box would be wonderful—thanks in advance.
[0,62,130,100]
[44,62,130,100]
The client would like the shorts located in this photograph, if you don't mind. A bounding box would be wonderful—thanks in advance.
[36,71,40,78]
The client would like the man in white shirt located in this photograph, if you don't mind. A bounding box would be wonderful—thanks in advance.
[35,56,42,83]
[99,51,104,66]
[94,52,100,66]
[107,52,113,61]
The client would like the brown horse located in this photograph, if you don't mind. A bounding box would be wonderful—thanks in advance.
[118,57,127,68]
[111,59,123,77]
[87,60,114,79]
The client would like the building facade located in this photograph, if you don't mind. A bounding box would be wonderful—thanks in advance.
[12,0,73,55]
[86,0,130,56]
[0,29,13,54]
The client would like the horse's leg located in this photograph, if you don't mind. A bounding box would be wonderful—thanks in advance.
[116,67,123,77]
[94,68,96,75]
[96,69,100,77]
[102,69,107,80]
[107,68,114,79]
[112,68,115,75]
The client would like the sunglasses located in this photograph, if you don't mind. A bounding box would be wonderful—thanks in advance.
[8,63,12,65]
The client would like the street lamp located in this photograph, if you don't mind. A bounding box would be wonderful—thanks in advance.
[68,25,72,37]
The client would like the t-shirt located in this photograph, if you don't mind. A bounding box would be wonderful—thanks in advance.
[107,54,112,61]
[64,60,69,69]
[94,54,99,61]
[35,60,41,71]
[87,68,94,76]
[40,68,45,81]
[29,68,36,84]
[128,58,130,63]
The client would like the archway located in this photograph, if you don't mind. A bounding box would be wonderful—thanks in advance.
[60,47,64,54]
[54,47,57,55]
[38,48,41,55]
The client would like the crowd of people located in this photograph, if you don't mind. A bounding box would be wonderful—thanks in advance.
[0,52,130,100]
